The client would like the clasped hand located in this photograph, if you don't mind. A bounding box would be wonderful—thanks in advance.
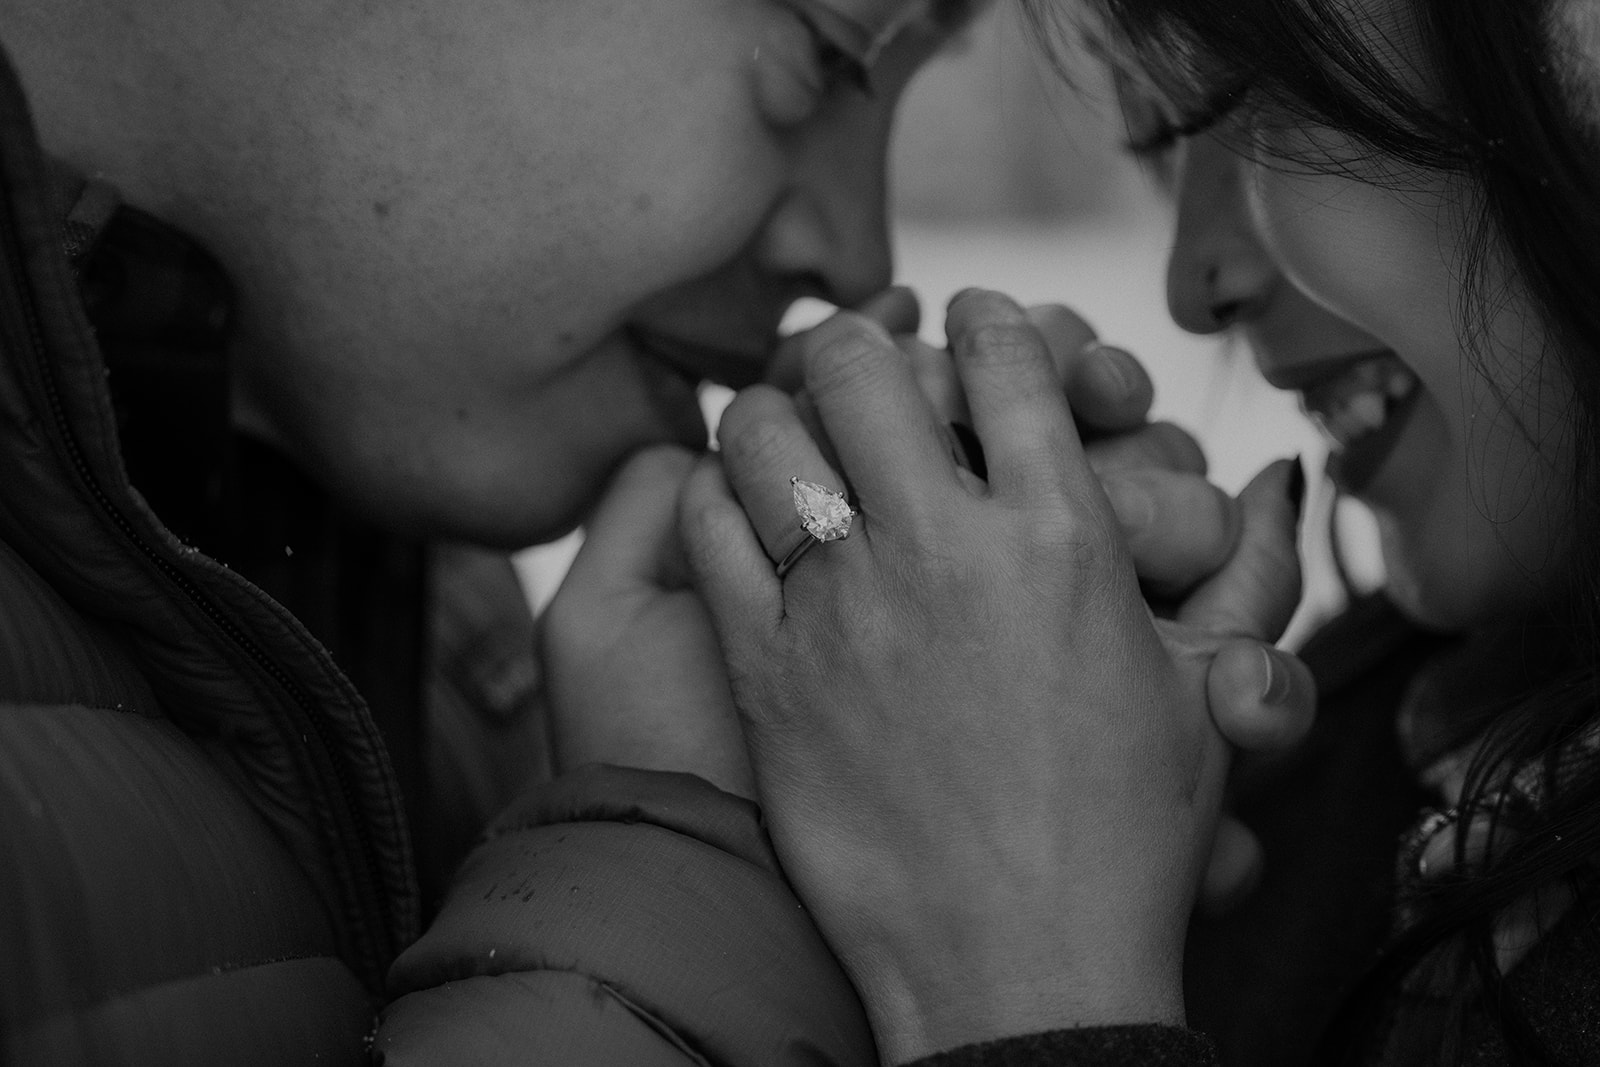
[543,288,1311,1061]
[677,290,1305,1062]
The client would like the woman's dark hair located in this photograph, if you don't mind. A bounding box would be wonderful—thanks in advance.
[1019,0,1600,1062]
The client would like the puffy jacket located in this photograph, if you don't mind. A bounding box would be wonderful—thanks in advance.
[0,44,414,1063]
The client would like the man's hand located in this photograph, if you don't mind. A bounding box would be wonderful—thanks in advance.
[541,446,753,799]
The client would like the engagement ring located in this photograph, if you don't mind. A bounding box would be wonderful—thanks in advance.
[775,477,855,578]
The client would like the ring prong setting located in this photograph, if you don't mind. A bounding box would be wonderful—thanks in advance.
[791,477,855,542]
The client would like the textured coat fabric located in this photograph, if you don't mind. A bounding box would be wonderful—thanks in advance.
[377,765,878,1065]
[0,45,415,1065]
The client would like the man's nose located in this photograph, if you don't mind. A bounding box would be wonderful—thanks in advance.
[756,106,895,308]
[1165,136,1279,334]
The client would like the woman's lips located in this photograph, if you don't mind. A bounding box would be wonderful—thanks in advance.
[1264,349,1422,495]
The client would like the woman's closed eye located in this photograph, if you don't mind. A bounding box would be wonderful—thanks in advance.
[1112,67,1254,174]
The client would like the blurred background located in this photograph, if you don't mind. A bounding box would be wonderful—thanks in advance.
[520,2,1384,646]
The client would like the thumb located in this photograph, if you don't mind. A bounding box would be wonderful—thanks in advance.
[563,445,699,597]
[1175,457,1304,642]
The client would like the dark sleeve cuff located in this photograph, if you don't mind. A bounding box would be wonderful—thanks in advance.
[906,1026,1218,1067]
[376,764,875,1066]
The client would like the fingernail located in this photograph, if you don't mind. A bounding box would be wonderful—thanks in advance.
[1083,341,1138,402]
[1258,645,1292,705]
[1416,816,1497,879]
[1286,455,1306,522]
[947,287,986,310]
[858,286,921,333]
[1104,477,1155,534]
[948,421,988,480]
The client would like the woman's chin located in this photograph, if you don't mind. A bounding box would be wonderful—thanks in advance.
[1373,516,1479,635]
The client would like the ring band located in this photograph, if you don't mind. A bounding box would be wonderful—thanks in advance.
[775,535,819,578]
[775,477,856,579]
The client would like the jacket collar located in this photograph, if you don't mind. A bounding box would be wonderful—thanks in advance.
[0,54,417,986]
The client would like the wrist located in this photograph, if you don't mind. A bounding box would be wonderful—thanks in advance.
[836,903,1187,1064]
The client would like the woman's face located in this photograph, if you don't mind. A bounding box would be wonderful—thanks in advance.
[134,0,972,545]
[1104,36,1577,632]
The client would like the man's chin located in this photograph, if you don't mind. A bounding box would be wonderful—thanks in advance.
[331,467,594,551]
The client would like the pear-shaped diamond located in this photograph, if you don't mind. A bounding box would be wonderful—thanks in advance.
[792,478,854,541]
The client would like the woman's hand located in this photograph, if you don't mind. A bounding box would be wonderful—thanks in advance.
[776,290,1238,603]
[839,290,1317,915]
[680,291,1303,1063]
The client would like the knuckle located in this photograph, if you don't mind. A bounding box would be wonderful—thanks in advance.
[716,384,786,441]
[957,321,1045,369]
[949,288,1025,325]
[894,535,976,596]
[1016,500,1119,571]
[804,320,896,400]
[718,408,796,476]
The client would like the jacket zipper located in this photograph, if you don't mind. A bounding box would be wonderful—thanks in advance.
[5,205,402,988]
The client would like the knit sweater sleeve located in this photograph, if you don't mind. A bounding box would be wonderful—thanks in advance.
[904,1026,1219,1066]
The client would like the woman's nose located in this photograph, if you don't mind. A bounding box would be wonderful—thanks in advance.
[756,107,895,309]
[1165,135,1279,334]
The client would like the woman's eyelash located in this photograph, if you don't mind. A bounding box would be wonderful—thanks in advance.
[795,10,875,96]
[1122,82,1253,158]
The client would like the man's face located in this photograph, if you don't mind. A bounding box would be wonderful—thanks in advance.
[164,0,972,545]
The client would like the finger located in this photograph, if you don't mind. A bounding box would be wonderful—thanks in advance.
[1105,468,1239,599]
[895,335,993,487]
[1197,816,1264,918]
[767,287,922,393]
[1026,305,1153,435]
[1205,639,1317,753]
[800,311,958,514]
[1024,303,1096,372]
[678,454,785,650]
[1176,457,1305,641]
[766,329,810,394]
[945,289,1093,501]
[858,285,922,335]
[1084,421,1208,478]
[713,384,852,567]
[791,388,843,474]
[901,333,966,426]
[1072,344,1157,435]
[563,446,697,594]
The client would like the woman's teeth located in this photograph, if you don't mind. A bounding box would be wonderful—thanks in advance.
[1304,354,1419,450]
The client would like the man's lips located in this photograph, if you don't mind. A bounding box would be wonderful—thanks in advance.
[625,324,771,391]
